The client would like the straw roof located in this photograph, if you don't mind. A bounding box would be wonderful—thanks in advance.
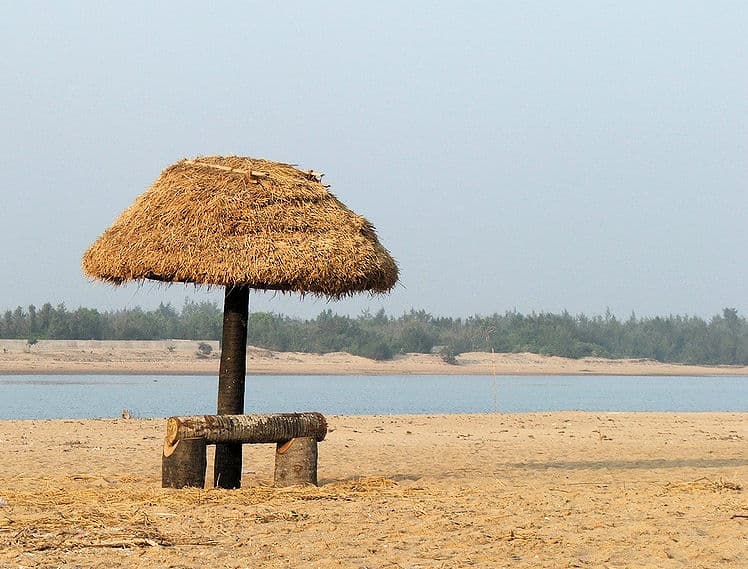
[82,156,398,297]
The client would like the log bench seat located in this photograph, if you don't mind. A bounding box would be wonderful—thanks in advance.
[162,412,327,489]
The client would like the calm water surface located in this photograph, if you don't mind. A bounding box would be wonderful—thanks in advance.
[0,374,746,419]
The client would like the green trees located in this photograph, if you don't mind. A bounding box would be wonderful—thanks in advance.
[0,301,222,342]
[180,301,222,341]
[0,303,746,365]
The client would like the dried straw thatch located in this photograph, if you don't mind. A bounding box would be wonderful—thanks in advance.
[82,156,398,297]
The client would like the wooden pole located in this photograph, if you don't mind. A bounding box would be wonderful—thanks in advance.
[162,437,207,488]
[274,437,319,487]
[214,285,249,489]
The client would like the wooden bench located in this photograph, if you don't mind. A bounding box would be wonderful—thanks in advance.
[162,412,327,489]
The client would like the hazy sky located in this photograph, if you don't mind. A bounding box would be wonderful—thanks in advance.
[1,1,746,319]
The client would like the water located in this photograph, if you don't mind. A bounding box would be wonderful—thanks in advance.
[0,374,746,420]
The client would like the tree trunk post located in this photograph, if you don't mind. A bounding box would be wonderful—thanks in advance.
[274,437,319,487]
[214,285,249,489]
[162,437,207,488]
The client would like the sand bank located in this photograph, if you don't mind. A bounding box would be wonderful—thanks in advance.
[1,339,746,376]
[0,412,745,568]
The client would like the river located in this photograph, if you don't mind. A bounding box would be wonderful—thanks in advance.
[0,374,746,419]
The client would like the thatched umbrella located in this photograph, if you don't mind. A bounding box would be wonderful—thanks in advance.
[82,156,398,488]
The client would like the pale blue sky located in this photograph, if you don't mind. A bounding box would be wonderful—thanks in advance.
[1,1,746,319]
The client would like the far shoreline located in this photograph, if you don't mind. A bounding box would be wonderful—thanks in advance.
[1,366,747,377]
[1,339,746,377]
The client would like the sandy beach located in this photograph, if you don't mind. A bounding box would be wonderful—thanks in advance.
[1,340,746,566]
[1,339,747,376]
[0,412,745,568]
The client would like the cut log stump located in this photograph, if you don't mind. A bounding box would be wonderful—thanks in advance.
[162,437,207,488]
[274,437,318,487]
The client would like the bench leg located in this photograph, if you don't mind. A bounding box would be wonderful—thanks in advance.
[162,437,207,488]
[274,437,318,487]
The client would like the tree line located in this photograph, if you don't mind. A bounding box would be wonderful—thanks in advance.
[1,302,746,365]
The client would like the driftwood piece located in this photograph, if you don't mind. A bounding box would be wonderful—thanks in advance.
[274,437,319,487]
[162,437,207,488]
[166,413,328,447]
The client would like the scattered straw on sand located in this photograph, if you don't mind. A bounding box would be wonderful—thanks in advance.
[1,413,746,568]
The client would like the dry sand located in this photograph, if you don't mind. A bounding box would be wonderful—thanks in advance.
[0,413,745,568]
[1,339,747,376]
